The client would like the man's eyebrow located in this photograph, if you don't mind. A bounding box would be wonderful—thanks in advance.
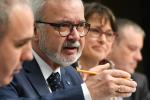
[56,20,86,24]
[16,36,34,42]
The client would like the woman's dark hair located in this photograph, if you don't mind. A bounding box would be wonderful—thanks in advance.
[84,2,116,32]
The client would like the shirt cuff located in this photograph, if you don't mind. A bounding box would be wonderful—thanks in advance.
[81,83,92,100]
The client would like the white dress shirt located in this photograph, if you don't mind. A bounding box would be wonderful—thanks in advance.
[32,50,92,100]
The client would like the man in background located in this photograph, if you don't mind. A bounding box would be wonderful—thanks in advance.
[108,18,150,100]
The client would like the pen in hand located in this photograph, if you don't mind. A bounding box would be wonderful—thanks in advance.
[77,67,97,75]
[76,59,132,80]
[77,59,112,75]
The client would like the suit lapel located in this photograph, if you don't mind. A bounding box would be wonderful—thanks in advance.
[61,66,83,89]
[23,58,50,96]
[61,67,73,88]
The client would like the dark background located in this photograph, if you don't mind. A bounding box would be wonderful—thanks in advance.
[83,0,150,88]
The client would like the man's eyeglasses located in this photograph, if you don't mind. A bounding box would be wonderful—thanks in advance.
[89,27,116,42]
[36,21,90,37]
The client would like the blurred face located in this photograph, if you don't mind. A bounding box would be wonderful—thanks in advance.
[0,6,34,86]
[35,0,85,67]
[109,26,143,74]
[82,13,115,63]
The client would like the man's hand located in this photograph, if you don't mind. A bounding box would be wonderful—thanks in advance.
[85,64,137,100]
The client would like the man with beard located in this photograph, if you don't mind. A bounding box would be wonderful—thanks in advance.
[0,0,91,99]
[0,1,137,100]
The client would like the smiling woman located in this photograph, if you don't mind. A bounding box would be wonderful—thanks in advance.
[79,2,116,69]
[75,2,137,100]
[0,0,34,87]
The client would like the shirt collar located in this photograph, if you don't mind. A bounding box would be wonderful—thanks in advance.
[32,50,60,80]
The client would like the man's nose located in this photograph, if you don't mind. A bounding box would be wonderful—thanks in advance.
[67,27,81,41]
[21,43,33,61]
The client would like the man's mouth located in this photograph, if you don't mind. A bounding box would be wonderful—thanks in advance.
[63,41,80,54]
[63,47,78,55]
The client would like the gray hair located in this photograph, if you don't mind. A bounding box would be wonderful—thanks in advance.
[116,18,145,41]
[0,0,30,39]
[30,0,83,21]
[29,0,46,21]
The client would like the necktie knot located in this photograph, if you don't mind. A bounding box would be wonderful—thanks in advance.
[47,72,63,92]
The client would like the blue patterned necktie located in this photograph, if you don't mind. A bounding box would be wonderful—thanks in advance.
[47,72,63,92]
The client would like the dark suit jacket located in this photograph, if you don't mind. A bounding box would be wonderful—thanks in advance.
[0,59,85,100]
[124,72,150,100]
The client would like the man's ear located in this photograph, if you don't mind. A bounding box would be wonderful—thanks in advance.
[33,23,40,41]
